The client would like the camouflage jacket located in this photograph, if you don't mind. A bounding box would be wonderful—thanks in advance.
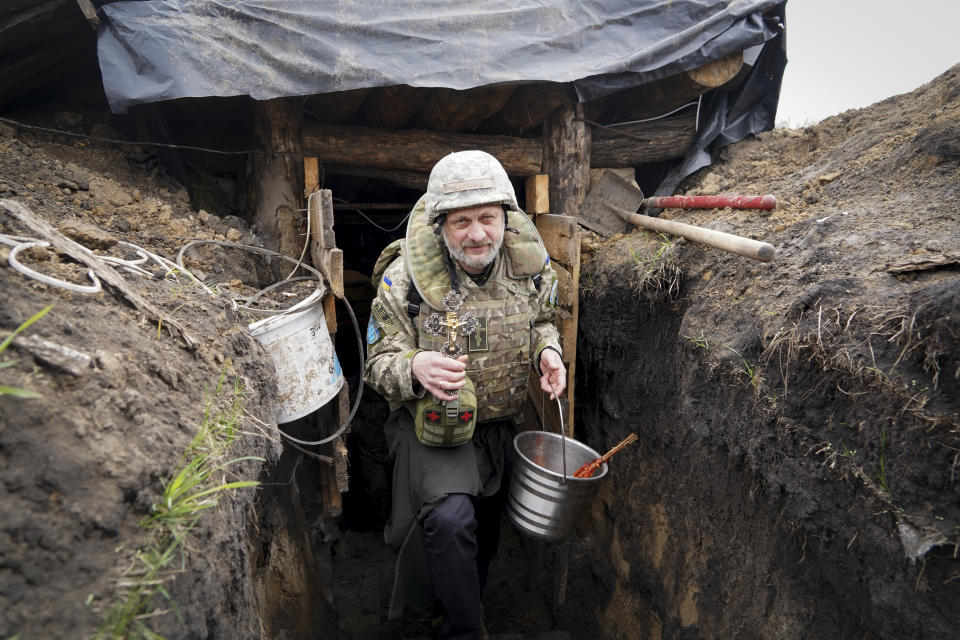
[363,202,561,421]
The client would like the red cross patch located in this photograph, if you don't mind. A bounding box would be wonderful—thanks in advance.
[425,410,441,423]
[458,410,473,424]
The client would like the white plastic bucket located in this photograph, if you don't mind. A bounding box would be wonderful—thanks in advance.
[248,289,343,424]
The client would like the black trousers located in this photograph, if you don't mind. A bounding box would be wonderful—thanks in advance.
[423,467,511,639]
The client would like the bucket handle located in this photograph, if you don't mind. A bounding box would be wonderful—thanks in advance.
[542,382,567,484]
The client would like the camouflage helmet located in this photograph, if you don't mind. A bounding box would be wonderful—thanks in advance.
[423,150,519,224]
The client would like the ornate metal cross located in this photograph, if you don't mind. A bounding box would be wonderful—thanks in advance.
[423,290,479,358]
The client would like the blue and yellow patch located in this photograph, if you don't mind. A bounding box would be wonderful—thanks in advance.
[381,276,393,291]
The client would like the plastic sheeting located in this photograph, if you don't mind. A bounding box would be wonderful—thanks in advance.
[97,0,784,114]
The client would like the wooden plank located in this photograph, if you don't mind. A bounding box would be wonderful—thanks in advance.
[327,248,344,299]
[318,189,336,249]
[555,308,575,361]
[303,157,320,197]
[75,0,100,30]
[551,260,574,308]
[536,214,579,266]
[525,174,550,215]
[324,294,337,334]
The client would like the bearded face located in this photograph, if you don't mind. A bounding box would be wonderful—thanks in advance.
[441,204,505,273]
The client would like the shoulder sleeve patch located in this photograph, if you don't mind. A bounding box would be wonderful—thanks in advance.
[371,299,401,336]
[366,318,383,345]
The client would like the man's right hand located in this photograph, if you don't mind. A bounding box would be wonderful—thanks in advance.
[412,352,468,402]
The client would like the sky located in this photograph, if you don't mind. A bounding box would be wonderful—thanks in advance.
[776,0,960,127]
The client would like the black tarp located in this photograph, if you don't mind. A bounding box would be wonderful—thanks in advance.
[97,0,784,113]
[95,0,787,193]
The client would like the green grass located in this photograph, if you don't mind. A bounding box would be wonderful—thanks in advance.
[0,304,53,398]
[94,374,263,639]
[875,429,891,493]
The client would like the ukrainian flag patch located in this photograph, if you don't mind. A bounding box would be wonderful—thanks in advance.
[382,276,393,291]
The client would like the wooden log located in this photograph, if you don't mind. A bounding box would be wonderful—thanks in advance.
[687,51,744,88]
[323,164,429,191]
[251,98,303,260]
[359,84,423,129]
[304,114,693,178]
[410,85,516,132]
[302,87,371,124]
[477,82,570,136]
[525,175,549,215]
[590,52,744,124]
[302,122,542,175]
[589,111,697,167]
[542,102,590,216]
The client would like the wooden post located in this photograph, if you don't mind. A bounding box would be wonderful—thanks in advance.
[251,98,303,260]
[534,214,581,436]
[542,101,590,216]
[525,174,550,215]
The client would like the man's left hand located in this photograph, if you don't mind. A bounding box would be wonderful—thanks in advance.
[538,349,566,400]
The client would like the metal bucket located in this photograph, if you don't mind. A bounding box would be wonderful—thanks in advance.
[507,430,607,542]
[248,288,343,424]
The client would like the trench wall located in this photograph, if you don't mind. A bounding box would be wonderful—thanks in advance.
[567,256,959,640]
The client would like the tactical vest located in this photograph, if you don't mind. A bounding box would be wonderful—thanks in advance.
[378,196,549,421]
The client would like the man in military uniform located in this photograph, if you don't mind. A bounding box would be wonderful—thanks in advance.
[363,150,566,639]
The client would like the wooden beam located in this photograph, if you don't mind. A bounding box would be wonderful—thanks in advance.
[302,122,542,175]
[304,112,693,179]
[542,101,590,216]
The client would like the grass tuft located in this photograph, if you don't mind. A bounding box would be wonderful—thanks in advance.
[0,304,53,398]
[94,373,263,639]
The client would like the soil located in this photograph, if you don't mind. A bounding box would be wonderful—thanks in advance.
[574,64,960,638]
[1,63,958,639]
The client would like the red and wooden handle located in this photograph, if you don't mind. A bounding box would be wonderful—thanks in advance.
[644,194,777,211]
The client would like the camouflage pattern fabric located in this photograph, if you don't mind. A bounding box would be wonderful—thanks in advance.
[363,207,561,422]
